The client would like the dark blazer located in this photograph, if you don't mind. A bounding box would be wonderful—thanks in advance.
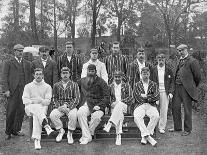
[57,53,82,82]
[32,58,58,87]
[77,76,110,112]
[109,82,134,106]
[175,56,201,101]
[2,57,32,95]
[128,60,153,90]
[151,65,174,95]
[133,80,159,110]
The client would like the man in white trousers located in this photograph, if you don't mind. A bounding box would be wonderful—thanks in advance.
[103,71,133,145]
[50,67,80,144]
[151,52,174,134]
[133,67,160,147]
[81,48,108,83]
[22,68,54,150]
[77,64,110,144]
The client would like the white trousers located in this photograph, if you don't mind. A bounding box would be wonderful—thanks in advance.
[133,103,159,137]
[109,101,127,134]
[158,91,169,130]
[77,104,104,140]
[25,104,48,140]
[50,108,78,131]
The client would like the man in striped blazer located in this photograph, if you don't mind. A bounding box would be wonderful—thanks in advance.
[57,41,82,82]
[50,67,80,144]
[133,67,159,147]
[128,48,152,90]
[103,41,129,84]
[103,71,133,145]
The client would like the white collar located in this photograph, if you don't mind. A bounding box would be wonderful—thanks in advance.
[180,53,188,60]
[15,57,22,62]
[89,59,99,64]
[157,65,165,70]
[114,81,122,87]
[41,58,48,62]
[137,59,145,66]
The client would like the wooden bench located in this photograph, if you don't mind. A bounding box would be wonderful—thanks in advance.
[29,114,156,141]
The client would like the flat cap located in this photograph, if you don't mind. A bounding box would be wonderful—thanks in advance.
[61,67,70,73]
[39,46,50,52]
[177,44,188,50]
[141,67,150,73]
[14,44,24,50]
[137,48,144,53]
[113,71,124,76]
[157,53,166,59]
[87,64,96,70]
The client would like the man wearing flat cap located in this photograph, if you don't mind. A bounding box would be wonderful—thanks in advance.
[169,44,201,136]
[32,46,58,87]
[151,52,174,134]
[57,41,82,82]
[133,67,159,147]
[77,64,110,144]
[103,71,133,145]
[128,48,153,90]
[2,44,32,140]
[81,48,108,83]
[50,67,80,144]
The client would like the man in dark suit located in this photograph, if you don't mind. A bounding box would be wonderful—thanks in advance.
[151,52,174,134]
[128,48,152,90]
[77,64,110,145]
[57,41,82,82]
[32,46,58,87]
[169,44,201,136]
[103,41,129,84]
[2,44,32,140]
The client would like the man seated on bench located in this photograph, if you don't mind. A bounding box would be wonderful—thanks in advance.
[50,67,80,144]
[77,64,110,144]
[133,67,159,147]
[22,68,54,150]
[103,71,133,145]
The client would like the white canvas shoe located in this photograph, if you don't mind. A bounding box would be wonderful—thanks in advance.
[115,134,121,145]
[159,129,165,134]
[34,139,41,150]
[103,123,112,133]
[56,128,65,142]
[44,124,54,136]
[80,137,92,145]
[146,136,157,147]
[141,137,147,145]
[67,131,74,144]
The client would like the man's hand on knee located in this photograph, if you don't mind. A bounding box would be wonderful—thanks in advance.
[93,106,100,111]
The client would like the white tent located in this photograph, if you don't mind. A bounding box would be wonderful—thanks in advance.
[23,47,39,57]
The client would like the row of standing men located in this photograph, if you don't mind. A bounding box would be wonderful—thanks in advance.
[2,42,201,149]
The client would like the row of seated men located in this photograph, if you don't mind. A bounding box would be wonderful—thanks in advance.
[2,42,201,150]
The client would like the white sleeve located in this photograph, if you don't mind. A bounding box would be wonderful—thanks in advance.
[101,63,108,84]
[22,84,33,106]
[41,85,52,106]
[81,63,87,78]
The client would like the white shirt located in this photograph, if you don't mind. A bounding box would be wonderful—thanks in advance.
[114,82,122,102]
[142,81,149,95]
[157,65,165,92]
[81,59,108,83]
[41,58,47,68]
[67,56,71,62]
[15,57,22,63]
[137,60,145,78]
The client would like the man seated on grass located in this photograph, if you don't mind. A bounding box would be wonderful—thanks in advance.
[103,71,133,145]
[133,67,160,147]
[50,67,80,144]
[22,68,54,150]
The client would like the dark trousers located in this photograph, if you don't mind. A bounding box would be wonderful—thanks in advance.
[172,84,192,132]
[5,86,25,135]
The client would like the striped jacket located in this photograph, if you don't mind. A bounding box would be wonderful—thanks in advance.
[52,80,80,110]
[109,82,134,106]
[133,80,159,110]
[128,60,153,90]
[103,54,129,84]
[57,53,82,82]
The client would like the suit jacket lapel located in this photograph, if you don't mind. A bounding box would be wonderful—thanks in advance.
[45,59,50,68]
[11,57,20,69]
[37,59,44,68]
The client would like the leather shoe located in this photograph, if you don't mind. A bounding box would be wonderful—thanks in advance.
[181,131,191,136]
[12,131,25,136]
[168,128,182,132]
[5,134,11,140]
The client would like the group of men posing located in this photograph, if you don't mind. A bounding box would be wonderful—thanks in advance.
[2,41,201,150]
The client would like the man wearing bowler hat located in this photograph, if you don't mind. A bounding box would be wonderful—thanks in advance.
[169,44,201,136]
[2,44,32,140]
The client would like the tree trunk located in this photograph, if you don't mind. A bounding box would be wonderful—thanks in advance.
[40,0,44,43]
[53,0,58,61]
[117,16,122,42]
[29,0,39,44]
[71,12,76,39]
[14,0,20,32]
[91,0,97,48]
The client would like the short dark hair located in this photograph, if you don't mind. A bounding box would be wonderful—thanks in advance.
[65,41,74,46]
[34,68,43,73]
[113,41,120,45]
[61,67,70,73]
